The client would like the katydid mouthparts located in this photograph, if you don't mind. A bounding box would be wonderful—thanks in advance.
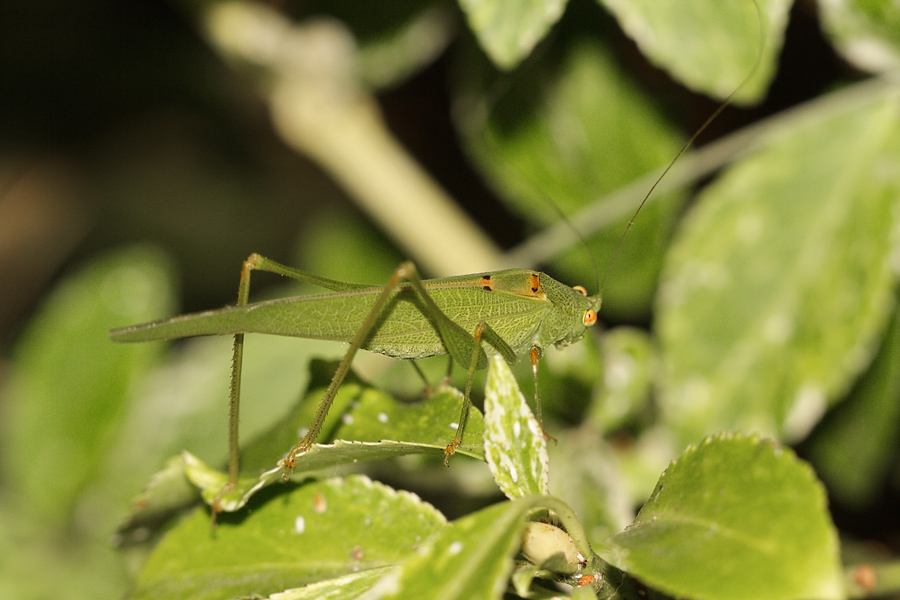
[109,256,600,494]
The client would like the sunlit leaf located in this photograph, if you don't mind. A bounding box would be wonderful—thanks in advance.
[819,0,900,73]
[361,499,533,600]
[457,0,569,69]
[656,85,900,445]
[596,0,790,103]
[608,433,843,600]
[132,475,446,600]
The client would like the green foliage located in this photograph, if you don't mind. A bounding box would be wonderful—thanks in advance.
[656,90,900,446]
[4,0,900,599]
[484,355,549,498]
[133,476,446,600]
[608,434,843,600]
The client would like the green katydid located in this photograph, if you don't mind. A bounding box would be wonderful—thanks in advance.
[109,255,600,493]
[110,1,765,511]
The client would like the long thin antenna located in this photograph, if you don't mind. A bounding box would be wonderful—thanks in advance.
[535,189,603,300]
[598,0,767,295]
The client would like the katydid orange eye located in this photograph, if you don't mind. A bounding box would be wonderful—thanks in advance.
[583,309,597,326]
[573,285,588,296]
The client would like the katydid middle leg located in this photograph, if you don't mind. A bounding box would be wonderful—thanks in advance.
[441,315,523,463]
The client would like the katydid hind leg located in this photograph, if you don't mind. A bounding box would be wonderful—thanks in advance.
[281,261,487,475]
[222,256,526,483]
[282,261,419,478]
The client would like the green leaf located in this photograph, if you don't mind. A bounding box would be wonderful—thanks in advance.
[455,34,687,317]
[457,0,569,69]
[242,370,486,470]
[819,0,900,73]
[2,246,175,524]
[656,85,900,445]
[596,0,790,103]
[483,355,549,498]
[102,332,347,510]
[187,381,485,512]
[116,455,199,543]
[608,433,843,600]
[588,326,654,433]
[547,433,633,551]
[361,498,533,600]
[264,568,393,599]
[805,300,900,508]
[331,385,485,455]
[132,475,446,600]
[354,4,457,89]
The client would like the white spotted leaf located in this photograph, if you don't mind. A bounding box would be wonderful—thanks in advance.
[182,384,485,513]
[483,355,549,498]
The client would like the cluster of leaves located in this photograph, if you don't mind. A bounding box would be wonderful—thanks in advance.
[3,0,900,599]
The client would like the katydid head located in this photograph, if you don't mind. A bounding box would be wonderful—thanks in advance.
[537,273,602,349]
